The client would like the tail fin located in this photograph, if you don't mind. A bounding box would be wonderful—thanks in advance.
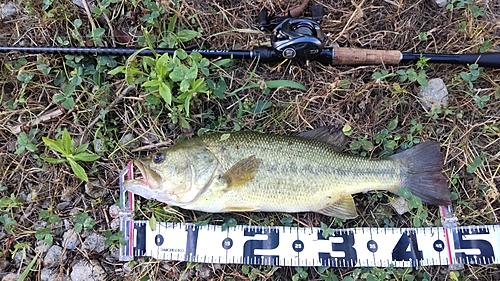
[390,141,451,206]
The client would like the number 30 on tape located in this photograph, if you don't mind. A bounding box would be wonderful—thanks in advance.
[119,222,500,267]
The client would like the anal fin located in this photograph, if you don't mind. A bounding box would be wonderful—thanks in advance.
[317,195,358,219]
[223,206,260,212]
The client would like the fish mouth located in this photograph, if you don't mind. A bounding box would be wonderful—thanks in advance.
[134,159,162,190]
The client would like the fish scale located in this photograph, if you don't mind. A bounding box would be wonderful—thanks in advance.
[195,132,400,212]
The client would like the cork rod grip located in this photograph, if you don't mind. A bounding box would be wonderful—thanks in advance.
[331,47,402,65]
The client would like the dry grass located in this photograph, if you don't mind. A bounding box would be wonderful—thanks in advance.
[0,0,499,280]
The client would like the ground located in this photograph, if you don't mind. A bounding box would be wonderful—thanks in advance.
[0,0,499,280]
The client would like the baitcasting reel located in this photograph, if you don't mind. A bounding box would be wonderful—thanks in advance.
[258,6,325,61]
[271,18,324,61]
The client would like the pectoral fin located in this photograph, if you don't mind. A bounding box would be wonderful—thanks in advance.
[298,126,347,152]
[221,155,259,190]
[318,195,358,219]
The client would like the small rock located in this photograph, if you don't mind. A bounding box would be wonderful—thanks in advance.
[106,248,120,262]
[72,0,84,9]
[199,264,212,279]
[14,250,27,267]
[0,2,17,21]
[40,268,53,281]
[435,0,448,8]
[57,201,72,211]
[94,138,104,154]
[1,273,19,281]
[391,196,410,215]
[0,259,8,273]
[70,260,106,281]
[85,180,108,198]
[82,232,106,253]
[63,229,80,250]
[123,261,134,273]
[35,240,52,254]
[41,268,70,281]
[418,78,448,111]
[110,217,120,230]
[141,132,160,145]
[109,205,120,218]
[43,245,65,268]
[120,132,138,148]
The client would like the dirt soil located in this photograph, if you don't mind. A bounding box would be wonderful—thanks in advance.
[0,0,499,280]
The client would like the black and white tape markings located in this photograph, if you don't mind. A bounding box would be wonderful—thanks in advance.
[120,222,500,267]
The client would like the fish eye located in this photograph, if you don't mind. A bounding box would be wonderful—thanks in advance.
[153,153,165,164]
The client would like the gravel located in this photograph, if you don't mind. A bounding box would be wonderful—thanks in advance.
[82,232,107,253]
[1,273,20,281]
[63,229,80,250]
[0,2,17,21]
[43,245,66,268]
[84,180,108,198]
[70,260,106,281]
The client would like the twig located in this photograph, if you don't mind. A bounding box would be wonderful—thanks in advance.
[88,85,134,130]
[8,108,64,134]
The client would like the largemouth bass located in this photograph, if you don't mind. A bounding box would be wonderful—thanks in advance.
[124,127,451,219]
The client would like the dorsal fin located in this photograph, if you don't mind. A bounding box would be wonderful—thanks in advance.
[298,126,347,152]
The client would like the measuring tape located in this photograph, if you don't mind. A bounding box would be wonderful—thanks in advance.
[117,166,500,267]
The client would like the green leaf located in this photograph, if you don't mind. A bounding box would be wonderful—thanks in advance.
[408,195,422,209]
[149,214,157,231]
[265,80,306,91]
[73,152,100,162]
[17,132,29,145]
[176,29,201,42]
[61,129,72,155]
[320,222,334,239]
[41,157,66,164]
[175,49,188,60]
[74,223,83,234]
[74,143,89,154]
[14,146,26,155]
[185,65,198,81]
[92,27,106,37]
[159,82,172,105]
[67,158,89,182]
[169,67,185,82]
[35,228,51,240]
[142,80,161,87]
[387,117,398,131]
[156,53,170,77]
[397,187,412,199]
[107,66,125,75]
[60,96,75,110]
[180,79,190,92]
[167,14,177,33]
[42,137,65,155]
[26,143,38,153]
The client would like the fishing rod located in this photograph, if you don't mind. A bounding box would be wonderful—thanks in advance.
[1,7,499,68]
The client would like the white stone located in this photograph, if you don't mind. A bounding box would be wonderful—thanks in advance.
[418,78,448,111]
